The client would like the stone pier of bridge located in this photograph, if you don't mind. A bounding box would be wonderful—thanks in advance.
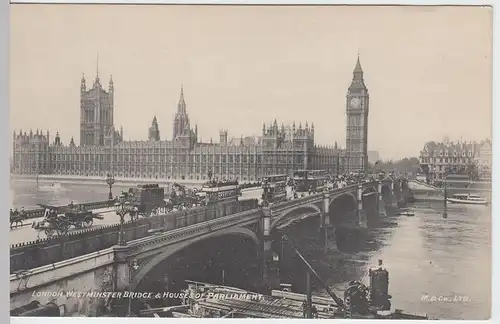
[260,180,400,289]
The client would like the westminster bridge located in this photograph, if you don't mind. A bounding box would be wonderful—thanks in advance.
[10,178,410,315]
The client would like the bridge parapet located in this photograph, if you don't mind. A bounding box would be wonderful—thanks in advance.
[10,200,116,221]
[270,192,323,213]
[10,247,116,295]
[10,199,259,273]
[269,182,377,214]
[125,208,262,257]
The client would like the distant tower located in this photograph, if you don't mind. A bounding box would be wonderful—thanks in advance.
[54,131,61,146]
[345,54,369,172]
[149,116,161,141]
[79,56,114,146]
[172,85,190,139]
[219,129,228,145]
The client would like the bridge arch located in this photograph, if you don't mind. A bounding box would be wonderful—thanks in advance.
[270,204,322,230]
[130,227,260,291]
[328,192,357,224]
[329,192,357,210]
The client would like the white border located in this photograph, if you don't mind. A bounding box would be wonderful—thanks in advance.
[6,0,498,4]
[4,1,497,324]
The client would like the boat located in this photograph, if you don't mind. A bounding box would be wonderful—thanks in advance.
[38,182,63,191]
[397,211,415,216]
[446,193,488,205]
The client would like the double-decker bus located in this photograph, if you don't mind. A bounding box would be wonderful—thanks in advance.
[201,180,240,204]
[261,174,288,204]
[293,170,327,193]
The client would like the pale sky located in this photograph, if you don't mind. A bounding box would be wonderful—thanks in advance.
[10,5,492,160]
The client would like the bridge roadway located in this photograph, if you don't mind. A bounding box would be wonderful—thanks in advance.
[9,188,263,245]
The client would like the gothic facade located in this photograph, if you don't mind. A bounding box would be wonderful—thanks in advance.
[80,71,114,147]
[12,56,369,180]
[345,56,369,172]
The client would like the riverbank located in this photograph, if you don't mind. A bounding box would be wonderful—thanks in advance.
[11,174,208,188]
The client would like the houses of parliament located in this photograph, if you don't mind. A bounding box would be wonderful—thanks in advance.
[11,56,370,181]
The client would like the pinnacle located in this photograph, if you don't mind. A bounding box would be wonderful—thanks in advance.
[354,55,363,73]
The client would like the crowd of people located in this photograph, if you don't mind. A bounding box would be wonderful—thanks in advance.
[9,207,25,219]
[329,172,387,189]
[202,178,239,188]
[239,182,262,190]
[259,171,398,206]
[201,178,263,189]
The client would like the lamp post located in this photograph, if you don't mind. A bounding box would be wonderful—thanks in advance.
[114,193,131,246]
[106,173,115,201]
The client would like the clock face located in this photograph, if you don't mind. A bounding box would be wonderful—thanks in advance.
[350,98,361,109]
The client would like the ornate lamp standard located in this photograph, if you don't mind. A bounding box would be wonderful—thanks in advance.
[114,193,131,246]
[106,173,115,200]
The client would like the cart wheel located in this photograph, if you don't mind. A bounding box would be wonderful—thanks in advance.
[151,209,158,217]
[57,221,70,236]
[45,228,55,237]
[83,216,93,228]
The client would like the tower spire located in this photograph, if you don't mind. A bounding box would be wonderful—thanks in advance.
[349,52,367,90]
[81,73,86,92]
[94,52,101,86]
[178,85,186,113]
[354,54,363,74]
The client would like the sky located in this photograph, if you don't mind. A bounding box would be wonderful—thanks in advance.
[10,5,492,160]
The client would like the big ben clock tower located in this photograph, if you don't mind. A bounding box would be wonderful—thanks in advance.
[345,55,369,172]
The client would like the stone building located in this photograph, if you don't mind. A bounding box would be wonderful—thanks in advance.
[12,55,370,180]
[419,139,490,180]
[475,139,492,180]
[80,69,114,147]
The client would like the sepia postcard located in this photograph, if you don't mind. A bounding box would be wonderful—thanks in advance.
[8,3,493,320]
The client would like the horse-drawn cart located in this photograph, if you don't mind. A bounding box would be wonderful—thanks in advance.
[125,184,167,221]
[32,204,104,238]
[10,210,27,229]
[166,183,205,210]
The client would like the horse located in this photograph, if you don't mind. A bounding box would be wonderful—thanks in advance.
[10,211,27,229]
[128,207,141,222]
[31,209,59,238]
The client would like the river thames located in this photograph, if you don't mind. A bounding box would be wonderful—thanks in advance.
[9,180,491,320]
